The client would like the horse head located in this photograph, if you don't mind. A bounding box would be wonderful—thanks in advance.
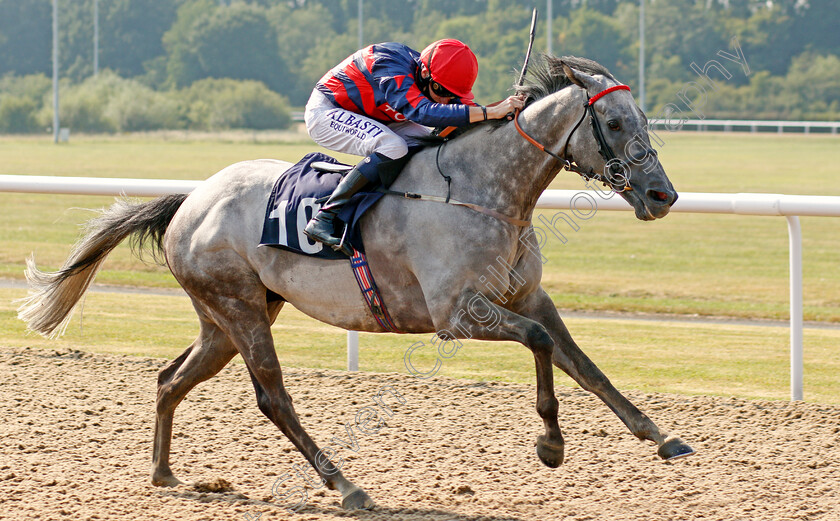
[518,55,678,221]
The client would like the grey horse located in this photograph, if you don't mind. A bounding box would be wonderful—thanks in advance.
[18,56,691,510]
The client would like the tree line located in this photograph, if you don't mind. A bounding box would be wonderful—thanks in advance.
[0,0,837,133]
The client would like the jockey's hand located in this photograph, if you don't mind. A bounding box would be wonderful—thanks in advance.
[466,94,527,124]
[487,94,527,120]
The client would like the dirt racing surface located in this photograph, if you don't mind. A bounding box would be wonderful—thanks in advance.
[1,346,838,521]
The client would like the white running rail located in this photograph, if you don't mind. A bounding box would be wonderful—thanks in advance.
[649,119,840,134]
[537,191,840,401]
[3,174,840,400]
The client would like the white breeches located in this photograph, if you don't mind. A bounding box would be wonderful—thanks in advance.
[304,90,431,160]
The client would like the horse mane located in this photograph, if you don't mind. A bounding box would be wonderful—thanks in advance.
[515,54,616,103]
[421,54,615,145]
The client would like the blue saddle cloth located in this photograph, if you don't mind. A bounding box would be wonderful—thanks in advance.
[259,152,384,259]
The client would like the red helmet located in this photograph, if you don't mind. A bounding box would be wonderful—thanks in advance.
[420,39,478,101]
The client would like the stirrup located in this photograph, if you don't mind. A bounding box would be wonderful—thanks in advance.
[332,223,352,256]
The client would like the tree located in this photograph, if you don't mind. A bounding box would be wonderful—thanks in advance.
[192,4,287,92]
[790,0,840,58]
[728,2,796,77]
[270,3,340,105]
[0,0,52,76]
[785,52,840,117]
[556,7,634,81]
[1,0,837,125]
[163,0,214,88]
[100,0,181,78]
[644,0,728,83]
[179,77,291,130]
[164,2,290,94]
[0,96,40,133]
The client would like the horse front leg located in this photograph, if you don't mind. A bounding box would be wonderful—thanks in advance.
[530,342,566,467]
[516,288,694,460]
[429,290,566,468]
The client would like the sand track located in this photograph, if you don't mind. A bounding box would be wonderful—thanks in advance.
[1,346,838,520]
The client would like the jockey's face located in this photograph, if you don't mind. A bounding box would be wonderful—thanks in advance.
[420,66,454,104]
[428,89,453,104]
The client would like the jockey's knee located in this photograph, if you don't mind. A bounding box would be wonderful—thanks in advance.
[374,139,409,161]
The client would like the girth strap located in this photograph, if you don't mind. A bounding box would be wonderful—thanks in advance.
[349,247,401,333]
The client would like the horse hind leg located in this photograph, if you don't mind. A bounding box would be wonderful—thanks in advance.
[152,317,237,487]
[191,287,373,510]
[245,369,373,510]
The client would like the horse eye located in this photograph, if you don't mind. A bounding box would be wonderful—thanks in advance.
[607,120,621,131]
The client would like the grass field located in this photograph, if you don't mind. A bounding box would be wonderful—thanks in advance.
[2,131,838,319]
[1,130,838,402]
[2,288,838,403]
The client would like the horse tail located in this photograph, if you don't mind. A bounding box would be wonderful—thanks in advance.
[17,194,188,338]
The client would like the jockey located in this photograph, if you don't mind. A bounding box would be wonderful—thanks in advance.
[303,39,526,254]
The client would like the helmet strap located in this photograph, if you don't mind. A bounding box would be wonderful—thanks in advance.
[417,63,432,93]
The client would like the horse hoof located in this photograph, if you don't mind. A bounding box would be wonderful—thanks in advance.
[341,487,375,510]
[151,472,184,487]
[536,435,565,468]
[657,436,695,461]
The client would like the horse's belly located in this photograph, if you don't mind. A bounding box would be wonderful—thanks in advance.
[255,248,434,333]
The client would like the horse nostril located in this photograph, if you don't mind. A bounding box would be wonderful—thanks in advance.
[646,189,678,207]
[648,189,670,203]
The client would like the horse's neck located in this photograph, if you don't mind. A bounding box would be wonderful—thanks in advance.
[435,88,582,221]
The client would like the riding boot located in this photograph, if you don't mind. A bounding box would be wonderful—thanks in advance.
[303,159,373,255]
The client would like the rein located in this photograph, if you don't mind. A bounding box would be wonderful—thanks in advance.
[377,136,531,228]
[378,85,648,228]
[514,84,638,192]
[376,185,531,228]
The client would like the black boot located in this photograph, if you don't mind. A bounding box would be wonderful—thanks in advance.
[304,150,415,255]
[304,163,370,255]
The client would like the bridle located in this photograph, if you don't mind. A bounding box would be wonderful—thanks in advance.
[379,85,661,229]
[514,84,657,193]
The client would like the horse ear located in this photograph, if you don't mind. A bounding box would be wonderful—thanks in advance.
[560,61,603,92]
[560,61,586,88]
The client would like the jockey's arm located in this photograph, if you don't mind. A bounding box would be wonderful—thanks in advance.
[467,95,527,123]
[381,78,471,127]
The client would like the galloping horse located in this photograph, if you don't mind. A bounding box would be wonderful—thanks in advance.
[18,56,691,510]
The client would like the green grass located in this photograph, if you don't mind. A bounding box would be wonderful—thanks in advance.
[2,132,837,319]
[541,132,840,322]
[1,131,839,403]
[0,131,358,284]
[3,287,838,404]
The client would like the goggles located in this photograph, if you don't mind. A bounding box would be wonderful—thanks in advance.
[430,80,457,99]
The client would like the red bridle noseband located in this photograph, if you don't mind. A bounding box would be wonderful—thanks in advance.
[514,84,638,192]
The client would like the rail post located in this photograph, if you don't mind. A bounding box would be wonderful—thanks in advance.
[347,331,359,371]
[786,216,803,400]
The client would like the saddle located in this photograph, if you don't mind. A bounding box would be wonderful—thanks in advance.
[259,153,383,260]
[259,153,400,332]
[311,161,353,174]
